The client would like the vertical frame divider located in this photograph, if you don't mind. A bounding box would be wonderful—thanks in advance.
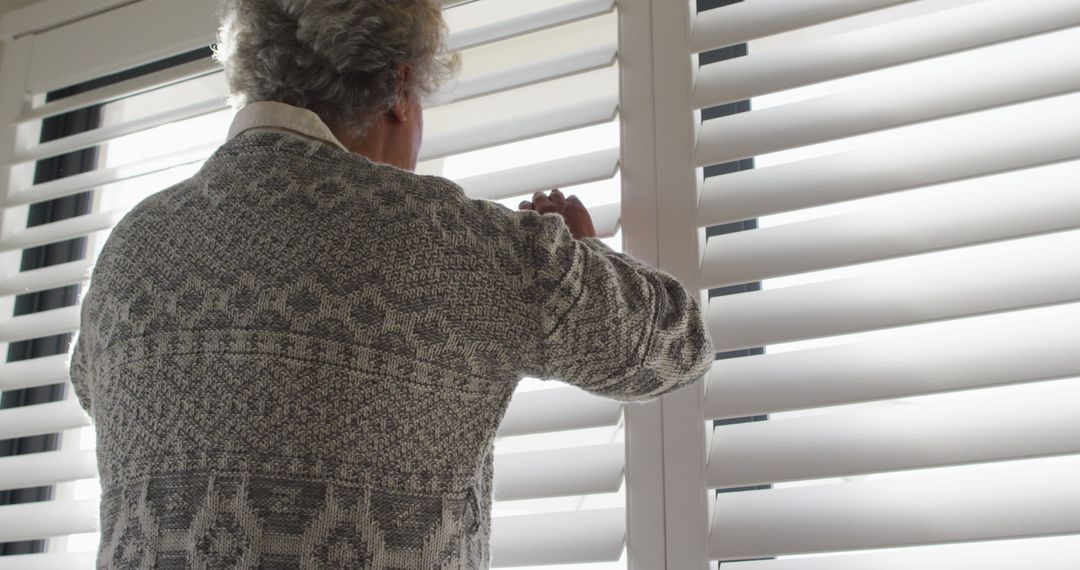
[652,1,711,568]
[619,0,712,568]
[618,0,668,567]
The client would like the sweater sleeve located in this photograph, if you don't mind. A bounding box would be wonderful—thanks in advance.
[515,208,715,402]
[68,329,94,419]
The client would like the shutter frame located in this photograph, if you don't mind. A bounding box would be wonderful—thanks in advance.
[618,1,714,568]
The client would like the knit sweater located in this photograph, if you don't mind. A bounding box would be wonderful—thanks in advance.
[69,127,715,569]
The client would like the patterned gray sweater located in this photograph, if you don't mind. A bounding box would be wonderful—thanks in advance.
[69,130,715,569]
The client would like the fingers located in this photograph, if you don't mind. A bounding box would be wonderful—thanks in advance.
[523,190,583,215]
[548,188,567,208]
[562,194,597,239]
[532,190,559,215]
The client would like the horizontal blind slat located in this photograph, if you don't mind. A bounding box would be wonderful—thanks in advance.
[698,94,1080,225]
[24,0,217,94]
[0,449,97,491]
[450,44,615,104]
[706,232,1080,351]
[694,0,1080,107]
[446,0,614,51]
[695,31,1080,167]
[591,202,620,238]
[0,356,69,392]
[1,210,122,253]
[445,12,616,104]
[497,387,622,438]
[420,67,618,161]
[704,303,1080,419]
[0,499,98,543]
[19,57,219,123]
[1,260,91,297]
[14,77,229,164]
[690,0,913,52]
[494,443,623,501]
[491,507,624,567]
[708,383,1080,488]
[456,147,619,202]
[0,399,89,440]
[701,162,1080,287]
[0,552,96,570]
[0,305,80,343]
[707,232,1080,351]
[720,534,1080,570]
[6,147,215,207]
[709,456,1080,560]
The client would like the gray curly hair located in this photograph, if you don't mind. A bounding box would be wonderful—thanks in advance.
[214,0,460,138]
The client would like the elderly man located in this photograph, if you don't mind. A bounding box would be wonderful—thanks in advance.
[68,0,715,568]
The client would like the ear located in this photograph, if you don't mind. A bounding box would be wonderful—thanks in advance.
[390,64,413,124]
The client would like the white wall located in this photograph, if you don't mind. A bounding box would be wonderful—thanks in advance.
[0,0,43,15]
[0,0,46,63]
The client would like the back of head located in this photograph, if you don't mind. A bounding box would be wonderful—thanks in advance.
[213,0,460,140]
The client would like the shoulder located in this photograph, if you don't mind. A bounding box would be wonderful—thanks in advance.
[101,176,195,245]
[422,177,565,238]
[395,171,555,241]
[430,177,573,248]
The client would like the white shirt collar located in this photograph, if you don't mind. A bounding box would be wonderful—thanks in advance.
[226,101,349,152]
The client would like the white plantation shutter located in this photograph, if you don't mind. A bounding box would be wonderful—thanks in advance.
[0,0,631,568]
[626,0,1080,567]
[13,0,1073,568]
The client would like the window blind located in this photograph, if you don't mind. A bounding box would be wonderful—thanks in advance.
[638,0,1080,566]
[16,0,1068,567]
[0,0,630,568]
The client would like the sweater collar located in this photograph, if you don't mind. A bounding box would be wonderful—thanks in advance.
[226,101,349,152]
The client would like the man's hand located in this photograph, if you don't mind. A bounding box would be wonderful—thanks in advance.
[519,189,597,240]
